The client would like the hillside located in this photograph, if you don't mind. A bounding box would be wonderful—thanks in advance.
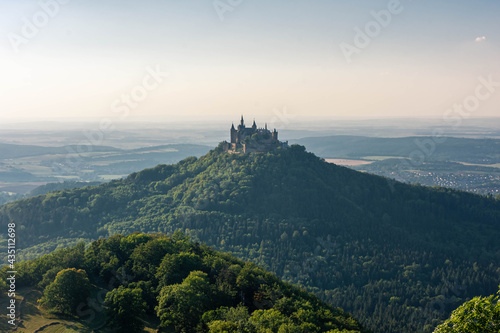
[433,285,500,332]
[0,233,364,332]
[1,144,500,332]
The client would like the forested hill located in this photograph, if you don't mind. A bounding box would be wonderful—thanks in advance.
[0,233,365,332]
[1,144,500,332]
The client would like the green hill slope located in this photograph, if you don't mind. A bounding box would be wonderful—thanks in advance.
[1,144,500,332]
[0,233,365,332]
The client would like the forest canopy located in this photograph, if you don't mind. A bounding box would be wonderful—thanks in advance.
[1,144,499,332]
[1,232,365,333]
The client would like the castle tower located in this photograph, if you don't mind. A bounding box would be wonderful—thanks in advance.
[239,115,245,130]
[230,123,237,143]
[226,116,284,153]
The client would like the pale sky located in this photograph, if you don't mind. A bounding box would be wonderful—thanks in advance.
[0,0,499,124]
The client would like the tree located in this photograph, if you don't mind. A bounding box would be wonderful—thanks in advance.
[39,268,91,316]
[156,271,212,332]
[248,309,289,331]
[38,266,64,289]
[277,323,303,333]
[105,286,146,332]
[129,238,174,281]
[236,262,265,305]
[207,320,239,333]
[202,305,252,332]
[433,287,500,333]
[155,252,203,288]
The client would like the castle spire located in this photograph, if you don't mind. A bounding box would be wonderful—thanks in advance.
[252,119,257,129]
[240,115,244,126]
[231,123,235,130]
[265,123,268,130]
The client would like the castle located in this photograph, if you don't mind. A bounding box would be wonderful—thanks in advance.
[223,116,288,153]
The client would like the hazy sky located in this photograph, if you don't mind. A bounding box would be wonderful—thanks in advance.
[0,0,499,124]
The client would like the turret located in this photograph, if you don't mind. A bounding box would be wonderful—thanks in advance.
[238,115,245,131]
[230,123,237,143]
[227,117,284,153]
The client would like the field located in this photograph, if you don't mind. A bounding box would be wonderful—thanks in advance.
[0,143,210,195]
[325,158,373,166]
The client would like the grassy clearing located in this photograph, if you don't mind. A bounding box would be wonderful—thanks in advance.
[1,289,90,333]
[0,288,161,332]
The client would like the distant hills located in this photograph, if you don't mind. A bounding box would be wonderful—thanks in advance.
[28,181,104,197]
[294,135,500,196]
[0,142,211,195]
[0,143,121,159]
[1,144,500,332]
[0,182,103,206]
[294,135,500,163]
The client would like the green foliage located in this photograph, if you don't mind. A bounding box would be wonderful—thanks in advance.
[38,268,91,316]
[2,145,500,332]
[157,270,212,332]
[156,252,204,288]
[0,191,24,206]
[433,287,500,333]
[13,242,85,288]
[38,266,64,289]
[249,309,289,331]
[105,286,146,332]
[29,181,103,197]
[2,233,364,332]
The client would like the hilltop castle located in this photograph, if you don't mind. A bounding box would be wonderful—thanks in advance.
[223,116,288,153]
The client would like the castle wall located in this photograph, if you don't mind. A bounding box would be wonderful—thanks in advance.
[225,118,285,154]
